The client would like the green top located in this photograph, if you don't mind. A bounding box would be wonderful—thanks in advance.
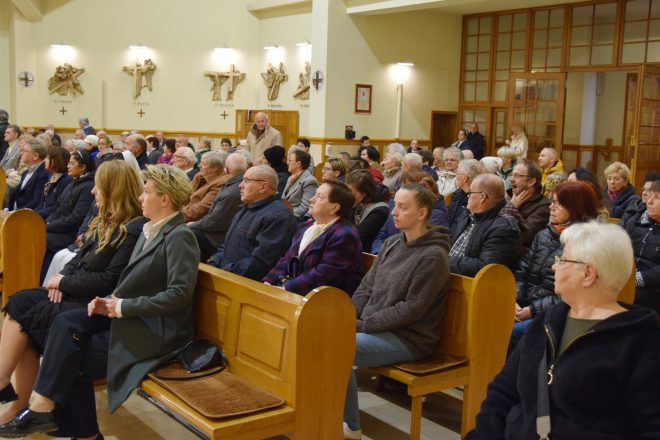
[559,316,602,355]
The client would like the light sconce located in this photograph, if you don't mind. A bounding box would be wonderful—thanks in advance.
[296,40,311,47]
[50,43,69,48]
[263,44,278,50]
[128,44,148,50]
[396,61,414,67]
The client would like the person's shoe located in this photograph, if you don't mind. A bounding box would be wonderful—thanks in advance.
[343,422,362,439]
[0,383,17,404]
[0,407,57,438]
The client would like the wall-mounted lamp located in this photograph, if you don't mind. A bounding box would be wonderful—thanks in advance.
[396,61,414,67]
[296,40,311,47]
[50,43,69,48]
[128,44,148,50]
[263,44,278,50]
[214,45,232,51]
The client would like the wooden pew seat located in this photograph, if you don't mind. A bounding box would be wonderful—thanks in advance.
[139,263,356,440]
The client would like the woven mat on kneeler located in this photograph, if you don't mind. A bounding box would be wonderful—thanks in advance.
[149,363,284,419]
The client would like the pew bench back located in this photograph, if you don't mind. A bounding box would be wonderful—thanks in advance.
[140,263,356,439]
[0,209,46,305]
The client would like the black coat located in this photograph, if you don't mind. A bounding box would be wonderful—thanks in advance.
[605,184,641,219]
[58,217,147,302]
[623,210,660,313]
[7,162,50,210]
[35,174,72,219]
[467,303,660,440]
[46,172,95,234]
[466,131,485,160]
[517,191,550,249]
[450,200,522,276]
[447,188,468,236]
[0,121,9,160]
[515,225,562,316]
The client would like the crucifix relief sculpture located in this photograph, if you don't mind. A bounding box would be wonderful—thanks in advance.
[204,65,246,101]
[261,63,288,101]
[122,59,157,99]
[293,61,311,100]
[48,64,85,97]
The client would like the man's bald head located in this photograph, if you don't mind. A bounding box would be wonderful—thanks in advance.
[255,112,268,131]
[474,174,505,201]
[250,165,278,192]
[225,152,248,175]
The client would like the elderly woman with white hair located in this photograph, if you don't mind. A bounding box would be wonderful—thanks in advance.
[467,222,660,440]
[436,146,461,196]
[496,146,518,196]
[381,152,403,192]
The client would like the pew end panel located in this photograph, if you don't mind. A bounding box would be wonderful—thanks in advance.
[617,261,636,304]
[0,209,46,305]
[140,263,356,440]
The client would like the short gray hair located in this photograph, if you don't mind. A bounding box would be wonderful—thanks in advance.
[236,148,253,166]
[23,136,47,159]
[178,146,196,166]
[385,152,403,167]
[225,152,248,174]
[202,151,226,170]
[497,146,519,159]
[480,156,502,174]
[457,159,482,179]
[402,152,422,168]
[387,143,406,157]
[560,222,634,293]
[198,138,212,150]
[443,146,462,160]
[79,117,89,125]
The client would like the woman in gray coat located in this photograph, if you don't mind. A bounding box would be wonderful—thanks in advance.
[282,149,319,219]
[0,165,200,439]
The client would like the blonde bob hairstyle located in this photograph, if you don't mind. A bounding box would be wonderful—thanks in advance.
[560,221,633,293]
[86,161,144,252]
[141,164,193,211]
[603,161,632,181]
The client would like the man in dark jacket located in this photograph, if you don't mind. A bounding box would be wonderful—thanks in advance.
[509,159,550,249]
[450,174,522,276]
[0,109,9,161]
[466,122,485,160]
[188,153,247,261]
[7,137,50,210]
[208,165,297,281]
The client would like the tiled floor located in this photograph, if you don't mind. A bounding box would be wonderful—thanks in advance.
[0,369,463,439]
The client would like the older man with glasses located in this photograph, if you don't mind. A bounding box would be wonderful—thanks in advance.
[449,173,522,276]
[208,165,297,281]
[172,146,198,180]
[509,159,551,249]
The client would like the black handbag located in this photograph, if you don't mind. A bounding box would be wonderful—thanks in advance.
[153,339,228,381]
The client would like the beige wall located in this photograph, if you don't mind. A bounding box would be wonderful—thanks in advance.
[4,0,460,144]
[563,72,583,145]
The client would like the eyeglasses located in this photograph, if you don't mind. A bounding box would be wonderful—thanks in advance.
[242,177,267,184]
[550,199,563,209]
[554,255,588,265]
[323,167,334,172]
[511,173,529,178]
[173,155,187,159]
[467,191,488,198]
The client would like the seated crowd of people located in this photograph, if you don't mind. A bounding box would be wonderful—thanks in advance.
[0,115,658,440]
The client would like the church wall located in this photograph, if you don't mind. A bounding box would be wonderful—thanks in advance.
[563,72,583,145]
[323,8,461,141]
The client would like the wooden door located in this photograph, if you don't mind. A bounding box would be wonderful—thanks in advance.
[491,108,508,155]
[431,111,457,149]
[235,110,299,148]
[631,64,660,189]
[508,73,566,161]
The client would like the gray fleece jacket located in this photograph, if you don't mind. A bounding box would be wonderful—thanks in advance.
[352,226,451,358]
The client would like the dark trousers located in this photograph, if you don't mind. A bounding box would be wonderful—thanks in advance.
[34,308,111,438]
[192,228,217,263]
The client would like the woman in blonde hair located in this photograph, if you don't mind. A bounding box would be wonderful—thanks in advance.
[0,165,200,439]
[0,160,146,426]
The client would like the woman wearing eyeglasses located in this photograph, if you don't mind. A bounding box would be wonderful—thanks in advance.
[509,181,601,353]
[467,222,660,440]
[263,180,363,296]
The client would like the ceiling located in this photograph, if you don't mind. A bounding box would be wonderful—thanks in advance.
[345,0,588,16]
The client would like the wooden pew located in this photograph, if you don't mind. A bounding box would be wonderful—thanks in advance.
[0,209,46,305]
[607,217,621,225]
[360,254,515,439]
[139,263,356,439]
[617,261,636,304]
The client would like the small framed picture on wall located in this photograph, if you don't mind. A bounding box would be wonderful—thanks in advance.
[355,84,372,114]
